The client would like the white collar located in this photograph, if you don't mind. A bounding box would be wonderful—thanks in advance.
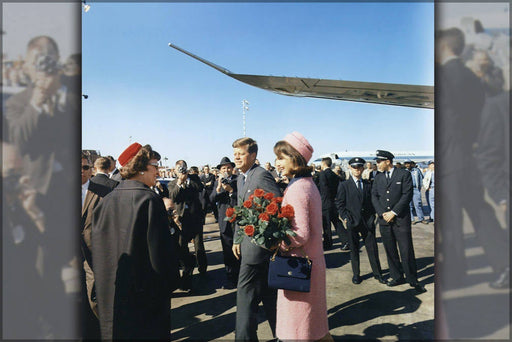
[82,179,90,191]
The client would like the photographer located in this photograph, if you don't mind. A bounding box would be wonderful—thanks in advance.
[168,160,207,290]
[5,36,80,338]
[209,157,240,286]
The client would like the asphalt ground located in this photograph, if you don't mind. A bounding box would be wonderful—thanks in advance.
[170,214,435,341]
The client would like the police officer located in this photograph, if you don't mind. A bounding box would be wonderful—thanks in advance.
[335,157,385,285]
[371,150,426,293]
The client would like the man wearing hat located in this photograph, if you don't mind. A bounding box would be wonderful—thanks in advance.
[209,157,240,286]
[404,159,427,224]
[371,150,426,293]
[335,157,385,285]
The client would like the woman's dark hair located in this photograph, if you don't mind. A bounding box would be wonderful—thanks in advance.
[120,144,160,179]
[273,141,313,177]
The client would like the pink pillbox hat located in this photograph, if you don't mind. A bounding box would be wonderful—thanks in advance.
[284,131,314,163]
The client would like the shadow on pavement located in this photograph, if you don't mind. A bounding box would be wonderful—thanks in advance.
[171,291,237,339]
[325,251,351,269]
[442,293,509,339]
[332,319,434,340]
[328,289,423,328]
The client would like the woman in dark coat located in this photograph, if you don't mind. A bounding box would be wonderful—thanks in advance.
[92,143,178,340]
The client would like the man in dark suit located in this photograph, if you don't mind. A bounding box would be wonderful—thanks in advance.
[168,160,207,289]
[106,155,123,182]
[319,157,349,251]
[200,165,218,222]
[336,157,385,285]
[436,28,509,289]
[231,137,281,341]
[210,157,240,286]
[371,150,426,293]
[81,153,113,339]
[90,156,119,194]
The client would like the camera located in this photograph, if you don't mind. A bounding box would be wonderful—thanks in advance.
[35,54,60,75]
[220,172,230,185]
[177,161,187,174]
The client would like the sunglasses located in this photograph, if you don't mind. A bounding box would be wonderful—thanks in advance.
[81,165,92,170]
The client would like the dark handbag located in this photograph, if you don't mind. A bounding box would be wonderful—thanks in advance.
[268,249,312,293]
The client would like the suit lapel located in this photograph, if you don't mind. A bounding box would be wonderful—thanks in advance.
[82,189,94,217]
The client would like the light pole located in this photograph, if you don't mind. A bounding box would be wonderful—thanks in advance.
[242,99,249,137]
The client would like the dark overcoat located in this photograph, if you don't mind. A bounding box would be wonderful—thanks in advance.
[91,180,178,340]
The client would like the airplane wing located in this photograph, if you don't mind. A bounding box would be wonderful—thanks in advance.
[168,43,434,109]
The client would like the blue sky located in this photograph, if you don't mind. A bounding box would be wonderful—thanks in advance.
[82,2,434,168]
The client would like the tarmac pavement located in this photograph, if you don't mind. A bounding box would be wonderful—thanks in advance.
[171,214,435,341]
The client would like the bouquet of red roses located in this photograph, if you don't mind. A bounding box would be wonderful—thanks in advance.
[225,188,296,249]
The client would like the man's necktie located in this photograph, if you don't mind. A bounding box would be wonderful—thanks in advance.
[357,179,363,192]
[386,171,390,183]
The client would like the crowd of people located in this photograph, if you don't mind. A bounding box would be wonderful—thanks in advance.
[2,19,509,339]
[76,130,436,340]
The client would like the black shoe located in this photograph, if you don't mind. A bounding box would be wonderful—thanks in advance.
[410,282,427,293]
[412,220,420,225]
[387,277,406,287]
[352,275,362,284]
[421,219,430,224]
[340,242,350,252]
[374,274,386,284]
[490,267,509,289]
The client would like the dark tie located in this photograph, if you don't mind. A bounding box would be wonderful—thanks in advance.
[357,179,363,192]
[386,171,390,183]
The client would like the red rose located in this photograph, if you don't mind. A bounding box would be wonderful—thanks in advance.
[248,194,254,201]
[271,197,283,204]
[243,200,252,208]
[253,189,265,198]
[225,207,235,217]
[266,202,279,215]
[279,204,295,219]
[264,192,274,200]
[244,225,255,237]
[258,212,270,221]
[229,217,236,223]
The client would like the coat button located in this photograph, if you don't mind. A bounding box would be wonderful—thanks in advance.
[387,191,390,193]
[387,207,390,209]
[386,199,389,201]
[288,271,293,276]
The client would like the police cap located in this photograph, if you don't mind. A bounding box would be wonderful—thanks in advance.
[349,157,365,167]
[374,150,394,161]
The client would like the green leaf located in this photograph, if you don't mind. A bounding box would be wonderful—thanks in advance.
[256,236,265,245]
[234,234,244,244]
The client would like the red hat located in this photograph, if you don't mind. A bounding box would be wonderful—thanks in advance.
[118,142,142,167]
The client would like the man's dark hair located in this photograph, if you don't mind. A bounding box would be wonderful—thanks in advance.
[232,137,258,155]
[322,157,332,168]
[436,28,465,56]
[94,157,111,172]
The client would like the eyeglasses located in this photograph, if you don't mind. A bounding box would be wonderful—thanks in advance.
[81,165,91,170]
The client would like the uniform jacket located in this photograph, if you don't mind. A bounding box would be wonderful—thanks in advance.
[318,168,340,210]
[335,177,375,228]
[236,164,281,265]
[371,168,413,226]
[210,174,238,234]
[91,180,178,340]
